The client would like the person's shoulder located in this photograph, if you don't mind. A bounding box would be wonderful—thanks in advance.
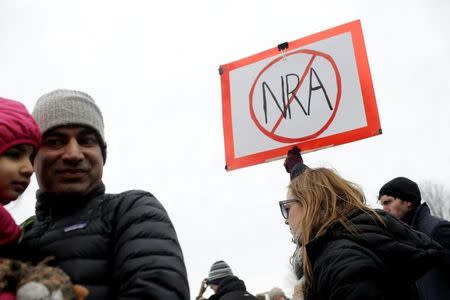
[428,216,450,248]
[322,237,373,257]
[311,234,378,271]
[415,204,450,234]
[117,189,155,198]
[220,291,256,300]
[106,190,157,204]
[104,190,168,215]
[423,205,450,227]
[428,215,450,231]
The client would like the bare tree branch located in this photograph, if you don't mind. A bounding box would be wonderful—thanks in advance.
[419,181,450,220]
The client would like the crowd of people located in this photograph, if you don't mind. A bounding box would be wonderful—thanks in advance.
[1,90,449,299]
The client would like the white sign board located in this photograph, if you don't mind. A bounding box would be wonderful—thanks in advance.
[220,20,381,171]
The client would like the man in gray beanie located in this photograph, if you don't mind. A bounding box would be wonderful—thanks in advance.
[196,260,257,300]
[13,89,189,300]
[379,176,450,300]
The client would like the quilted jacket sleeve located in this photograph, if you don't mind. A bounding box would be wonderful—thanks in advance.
[111,191,189,300]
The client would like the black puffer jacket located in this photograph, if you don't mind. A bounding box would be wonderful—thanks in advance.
[16,183,189,300]
[404,203,450,300]
[209,276,257,300]
[303,209,442,300]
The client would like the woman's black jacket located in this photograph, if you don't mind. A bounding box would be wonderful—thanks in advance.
[304,209,442,300]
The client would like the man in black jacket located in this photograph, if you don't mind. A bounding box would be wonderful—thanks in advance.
[379,176,450,300]
[16,89,189,299]
[196,260,257,300]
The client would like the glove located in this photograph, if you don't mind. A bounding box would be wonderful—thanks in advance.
[284,146,303,173]
[0,205,21,245]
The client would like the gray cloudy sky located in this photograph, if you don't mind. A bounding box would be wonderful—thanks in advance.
[1,0,449,298]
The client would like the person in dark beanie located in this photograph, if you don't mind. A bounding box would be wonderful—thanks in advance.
[196,260,257,300]
[9,89,189,300]
[283,146,309,180]
[379,176,450,300]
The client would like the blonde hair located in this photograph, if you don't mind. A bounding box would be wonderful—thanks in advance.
[288,167,384,286]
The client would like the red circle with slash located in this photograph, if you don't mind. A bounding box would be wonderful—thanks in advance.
[249,49,342,143]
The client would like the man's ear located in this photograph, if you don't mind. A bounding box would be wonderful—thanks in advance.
[102,142,107,165]
[398,198,412,209]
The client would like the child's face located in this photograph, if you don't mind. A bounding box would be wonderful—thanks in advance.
[0,144,34,204]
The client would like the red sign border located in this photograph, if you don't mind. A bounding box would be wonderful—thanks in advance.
[220,20,381,171]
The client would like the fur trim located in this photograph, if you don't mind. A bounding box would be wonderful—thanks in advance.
[291,277,305,300]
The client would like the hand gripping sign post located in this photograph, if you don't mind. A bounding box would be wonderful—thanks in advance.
[219,20,381,171]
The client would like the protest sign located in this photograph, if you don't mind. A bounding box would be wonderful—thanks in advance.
[220,20,381,171]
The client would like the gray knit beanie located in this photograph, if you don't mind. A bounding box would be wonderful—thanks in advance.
[33,89,104,140]
[32,89,106,160]
[207,260,234,285]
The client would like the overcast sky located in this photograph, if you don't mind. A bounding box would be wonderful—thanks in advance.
[1,0,449,298]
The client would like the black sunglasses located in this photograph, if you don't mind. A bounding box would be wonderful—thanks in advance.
[279,199,299,219]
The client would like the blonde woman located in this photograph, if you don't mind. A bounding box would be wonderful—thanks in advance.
[279,167,442,300]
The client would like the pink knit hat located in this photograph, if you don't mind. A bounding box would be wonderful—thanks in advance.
[0,97,41,155]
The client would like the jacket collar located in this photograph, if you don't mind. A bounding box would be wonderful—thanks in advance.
[35,182,105,220]
[402,203,429,227]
